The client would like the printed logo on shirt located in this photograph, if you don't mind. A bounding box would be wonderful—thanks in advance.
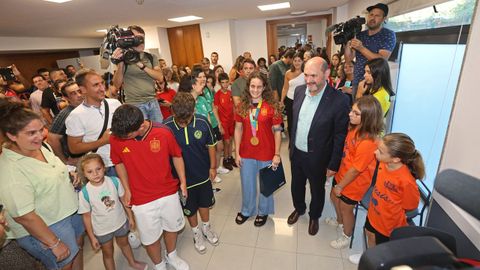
[183,209,191,216]
[100,190,116,212]
[261,108,268,116]
[221,98,225,104]
[122,147,131,153]
[384,180,399,193]
[194,130,203,139]
[150,139,161,153]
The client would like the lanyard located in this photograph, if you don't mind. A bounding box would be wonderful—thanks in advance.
[249,99,263,138]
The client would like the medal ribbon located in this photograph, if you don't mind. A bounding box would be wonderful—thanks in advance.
[249,100,263,138]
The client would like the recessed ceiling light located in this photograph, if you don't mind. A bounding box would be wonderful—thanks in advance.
[96,29,108,33]
[43,0,72,3]
[290,10,307,16]
[258,2,290,11]
[168,16,203,23]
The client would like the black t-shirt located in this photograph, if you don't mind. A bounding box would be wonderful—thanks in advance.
[41,88,60,115]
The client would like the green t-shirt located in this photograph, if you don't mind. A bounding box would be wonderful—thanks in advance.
[122,52,159,104]
[0,146,78,239]
[203,87,214,104]
[196,96,218,128]
[231,77,247,98]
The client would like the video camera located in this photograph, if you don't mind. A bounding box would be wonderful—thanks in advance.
[0,67,16,81]
[332,16,366,45]
[100,25,144,65]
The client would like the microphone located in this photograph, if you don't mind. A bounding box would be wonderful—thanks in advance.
[325,24,339,35]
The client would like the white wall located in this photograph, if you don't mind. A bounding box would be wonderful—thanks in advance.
[439,2,480,178]
[234,19,269,62]
[306,20,327,48]
[200,20,235,72]
[143,26,172,66]
[0,36,102,52]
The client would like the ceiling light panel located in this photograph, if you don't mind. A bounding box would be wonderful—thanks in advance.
[168,16,203,23]
[43,0,73,3]
[258,2,291,11]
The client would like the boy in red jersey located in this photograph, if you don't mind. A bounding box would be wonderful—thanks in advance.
[213,72,236,170]
[110,104,189,270]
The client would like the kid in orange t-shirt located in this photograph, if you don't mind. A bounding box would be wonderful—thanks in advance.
[365,132,425,247]
[328,96,384,249]
[213,73,236,170]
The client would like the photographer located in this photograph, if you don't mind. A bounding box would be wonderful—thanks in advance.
[344,3,396,98]
[111,25,164,122]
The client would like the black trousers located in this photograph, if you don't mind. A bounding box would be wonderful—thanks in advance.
[284,97,294,138]
[290,147,327,219]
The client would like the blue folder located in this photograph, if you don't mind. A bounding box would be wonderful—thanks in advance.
[259,162,286,197]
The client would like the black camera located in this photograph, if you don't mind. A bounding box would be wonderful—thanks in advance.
[101,25,144,65]
[333,17,366,45]
[0,67,16,81]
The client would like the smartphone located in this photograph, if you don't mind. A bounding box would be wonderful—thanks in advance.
[178,190,187,206]
[0,67,16,81]
[344,80,352,88]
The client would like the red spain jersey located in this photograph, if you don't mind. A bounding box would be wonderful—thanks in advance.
[214,89,234,125]
[234,102,282,161]
[110,121,182,205]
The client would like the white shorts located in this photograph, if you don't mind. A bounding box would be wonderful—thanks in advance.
[131,193,185,245]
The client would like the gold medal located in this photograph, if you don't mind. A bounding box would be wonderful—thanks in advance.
[250,136,259,146]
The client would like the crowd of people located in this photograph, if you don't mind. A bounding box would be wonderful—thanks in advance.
[0,3,427,270]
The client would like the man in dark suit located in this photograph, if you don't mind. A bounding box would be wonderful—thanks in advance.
[287,57,350,235]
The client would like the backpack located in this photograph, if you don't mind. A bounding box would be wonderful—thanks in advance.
[81,176,120,204]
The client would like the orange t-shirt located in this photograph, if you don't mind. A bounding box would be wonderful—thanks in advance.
[367,162,420,236]
[335,129,378,201]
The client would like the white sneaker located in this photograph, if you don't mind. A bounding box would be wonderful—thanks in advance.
[202,224,219,246]
[216,166,230,174]
[325,217,339,226]
[155,261,167,270]
[166,250,190,270]
[213,176,222,183]
[349,253,362,264]
[330,233,351,249]
[193,231,207,254]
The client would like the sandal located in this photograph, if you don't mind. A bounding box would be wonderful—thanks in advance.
[235,212,249,225]
[254,215,268,227]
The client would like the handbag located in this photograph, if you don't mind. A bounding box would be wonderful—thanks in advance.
[259,162,286,197]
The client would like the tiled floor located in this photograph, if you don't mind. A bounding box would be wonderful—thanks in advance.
[83,139,365,270]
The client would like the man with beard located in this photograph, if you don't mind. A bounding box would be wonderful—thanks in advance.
[344,3,396,98]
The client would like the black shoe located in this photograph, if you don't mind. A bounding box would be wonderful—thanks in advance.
[287,210,303,225]
[223,157,233,170]
[308,218,319,235]
[229,156,238,168]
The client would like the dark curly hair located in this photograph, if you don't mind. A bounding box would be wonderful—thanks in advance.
[237,71,282,118]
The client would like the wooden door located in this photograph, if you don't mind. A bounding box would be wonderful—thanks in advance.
[167,24,204,68]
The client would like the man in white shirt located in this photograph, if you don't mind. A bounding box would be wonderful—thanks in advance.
[66,69,122,176]
[29,75,49,116]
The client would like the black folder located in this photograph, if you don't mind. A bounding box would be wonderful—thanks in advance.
[259,162,286,197]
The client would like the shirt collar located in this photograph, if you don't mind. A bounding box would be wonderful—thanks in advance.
[172,115,196,130]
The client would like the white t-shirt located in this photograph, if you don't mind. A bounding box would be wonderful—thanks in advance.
[29,89,43,114]
[65,98,121,167]
[78,176,127,236]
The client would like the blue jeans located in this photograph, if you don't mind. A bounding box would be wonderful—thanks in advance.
[135,99,163,123]
[240,158,275,216]
[16,213,85,269]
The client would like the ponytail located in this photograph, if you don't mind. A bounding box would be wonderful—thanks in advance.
[383,133,426,180]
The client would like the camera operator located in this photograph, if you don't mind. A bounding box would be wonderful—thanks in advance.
[344,3,396,98]
[111,25,164,122]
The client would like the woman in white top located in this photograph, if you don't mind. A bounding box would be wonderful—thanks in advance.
[280,52,304,139]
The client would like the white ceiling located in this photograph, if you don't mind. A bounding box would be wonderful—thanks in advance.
[1,0,349,38]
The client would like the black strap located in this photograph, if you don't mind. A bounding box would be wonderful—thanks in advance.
[92,99,109,153]
[41,142,52,152]
[371,160,380,187]
[123,52,154,74]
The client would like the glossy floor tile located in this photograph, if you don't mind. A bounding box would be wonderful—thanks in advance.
[82,139,363,269]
